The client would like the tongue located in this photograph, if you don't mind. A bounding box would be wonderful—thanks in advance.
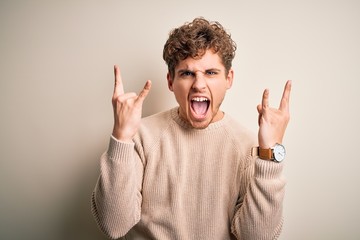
[192,101,208,115]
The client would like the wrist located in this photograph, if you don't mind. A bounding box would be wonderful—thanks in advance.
[112,129,133,143]
[259,141,278,150]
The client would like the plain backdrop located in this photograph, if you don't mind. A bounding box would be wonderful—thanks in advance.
[1,0,359,239]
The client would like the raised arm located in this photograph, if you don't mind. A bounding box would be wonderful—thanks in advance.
[257,80,291,149]
[91,65,151,239]
[232,81,292,240]
[112,65,151,142]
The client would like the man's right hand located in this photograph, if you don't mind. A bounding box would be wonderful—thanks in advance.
[111,65,152,142]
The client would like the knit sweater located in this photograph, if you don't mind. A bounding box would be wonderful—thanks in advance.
[91,107,285,240]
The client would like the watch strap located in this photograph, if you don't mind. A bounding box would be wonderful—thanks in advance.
[251,147,273,160]
[258,147,273,160]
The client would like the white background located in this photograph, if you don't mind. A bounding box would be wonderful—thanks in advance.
[1,0,359,239]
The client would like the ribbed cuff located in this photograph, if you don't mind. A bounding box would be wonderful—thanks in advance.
[107,135,135,163]
[254,158,284,179]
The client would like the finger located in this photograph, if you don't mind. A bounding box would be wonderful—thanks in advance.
[113,65,124,96]
[117,92,137,102]
[257,104,262,114]
[136,80,152,103]
[257,104,262,126]
[279,80,292,111]
[261,88,269,109]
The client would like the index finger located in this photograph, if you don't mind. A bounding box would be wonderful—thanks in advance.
[136,80,152,103]
[261,88,270,110]
[113,65,124,96]
[279,80,292,111]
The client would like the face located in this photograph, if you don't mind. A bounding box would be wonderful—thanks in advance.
[167,49,234,129]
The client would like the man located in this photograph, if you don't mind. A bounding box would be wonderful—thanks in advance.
[91,17,291,240]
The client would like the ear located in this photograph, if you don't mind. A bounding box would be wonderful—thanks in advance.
[167,72,174,91]
[226,68,234,89]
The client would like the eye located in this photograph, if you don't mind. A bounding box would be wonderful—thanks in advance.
[205,70,218,75]
[180,71,194,77]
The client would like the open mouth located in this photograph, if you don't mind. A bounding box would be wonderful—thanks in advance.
[190,97,210,117]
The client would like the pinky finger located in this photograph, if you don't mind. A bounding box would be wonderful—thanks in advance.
[279,80,292,111]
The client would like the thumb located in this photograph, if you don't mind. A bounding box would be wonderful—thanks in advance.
[257,104,263,126]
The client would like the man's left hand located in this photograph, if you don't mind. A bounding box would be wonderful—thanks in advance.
[257,80,292,149]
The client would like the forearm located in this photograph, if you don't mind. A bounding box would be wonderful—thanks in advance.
[91,136,143,239]
[231,159,285,240]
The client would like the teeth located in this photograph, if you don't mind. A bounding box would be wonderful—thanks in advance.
[192,97,208,102]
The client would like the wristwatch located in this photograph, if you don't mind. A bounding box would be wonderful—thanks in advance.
[258,143,286,162]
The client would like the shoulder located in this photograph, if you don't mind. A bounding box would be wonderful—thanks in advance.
[222,114,258,155]
[134,108,174,149]
[224,114,256,140]
[140,109,172,132]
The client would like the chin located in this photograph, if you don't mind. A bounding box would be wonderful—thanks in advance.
[188,116,213,129]
[179,106,216,129]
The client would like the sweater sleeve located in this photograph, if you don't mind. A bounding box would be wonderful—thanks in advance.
[231,157,285,240]
[91,136,144,239]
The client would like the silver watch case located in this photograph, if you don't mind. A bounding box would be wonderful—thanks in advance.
[273,143,286,162]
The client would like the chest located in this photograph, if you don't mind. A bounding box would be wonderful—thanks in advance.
[141,133,243,213]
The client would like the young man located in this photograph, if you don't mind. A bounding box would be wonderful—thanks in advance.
[91,17,292,240]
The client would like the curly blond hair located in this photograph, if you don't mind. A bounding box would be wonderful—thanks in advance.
[163,17,237,78]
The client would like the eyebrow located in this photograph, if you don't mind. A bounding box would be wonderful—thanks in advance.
[177,68,222,74]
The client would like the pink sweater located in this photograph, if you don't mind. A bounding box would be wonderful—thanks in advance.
[92,108,285,240]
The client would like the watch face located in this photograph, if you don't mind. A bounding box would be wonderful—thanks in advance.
[273,144,286,162]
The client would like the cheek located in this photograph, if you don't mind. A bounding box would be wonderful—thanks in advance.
[172,84,190,103]
[210,83,227,99]
[173,82,190,96]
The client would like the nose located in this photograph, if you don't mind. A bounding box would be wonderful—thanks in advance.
[192,71,207,91]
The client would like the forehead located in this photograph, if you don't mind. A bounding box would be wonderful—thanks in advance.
[175,50,225,71]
